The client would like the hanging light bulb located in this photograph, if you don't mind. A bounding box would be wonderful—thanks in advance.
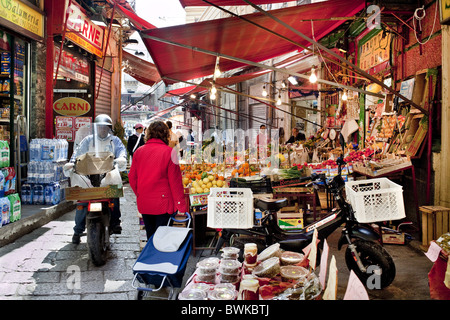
[342,89,348,101]
[214,66,222,78]
[277,94,282,105]
[211,85,217,95]
[190,93,196,99]
[309,66,317,83]
[210,92,216,100]
[262,85,268,97]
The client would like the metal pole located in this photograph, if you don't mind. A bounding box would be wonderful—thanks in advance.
[96,2,117,101]
[242,0,428,114]
[140,33,384,99]
[53,0,72,87]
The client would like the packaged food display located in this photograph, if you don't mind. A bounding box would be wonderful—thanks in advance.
[244,243,258,265]
[179,289,207,300]
[208,288,237,300]
[221,246,240,260]
[196,257,219,274]
[190,282,213,293]
[238,278,259,300]
[257,243,281,262]
[280,266,309,282]
[252,257,280,278]
[280,251,305,266]
[219,259,241,274]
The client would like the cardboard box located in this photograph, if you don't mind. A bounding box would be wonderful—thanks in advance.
[65,185,123,201]
[382,233,405,245]
[278,205,303,230]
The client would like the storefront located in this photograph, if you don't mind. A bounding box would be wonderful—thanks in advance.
[0,0,44,189]
[46,0,118,156]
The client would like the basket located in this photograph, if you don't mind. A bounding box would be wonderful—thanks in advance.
[207,188,254,229]
[345,178,405,223]
[229,176,272,194]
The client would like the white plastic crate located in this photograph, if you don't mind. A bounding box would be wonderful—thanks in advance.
[207,188,254,229]
[345,178,405,223]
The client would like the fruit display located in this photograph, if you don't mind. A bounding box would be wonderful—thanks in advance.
[181,163,227,195]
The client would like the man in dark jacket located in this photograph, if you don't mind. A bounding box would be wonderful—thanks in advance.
[286,127,306,144]
[127,123,145,159]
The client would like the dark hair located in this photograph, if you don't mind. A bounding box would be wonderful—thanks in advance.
[166,120,172,129]
[145,121,169,145]
[260,124,266,129]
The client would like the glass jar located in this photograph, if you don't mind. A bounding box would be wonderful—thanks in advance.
[238,278,259,300]
[244,243,258,265]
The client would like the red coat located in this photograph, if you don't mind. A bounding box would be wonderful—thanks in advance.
[129,138,188,215]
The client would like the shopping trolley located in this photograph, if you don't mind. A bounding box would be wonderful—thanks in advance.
[132,212,192,300]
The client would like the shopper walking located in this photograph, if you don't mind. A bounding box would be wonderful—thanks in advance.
[127,123,145,160]
[129,121,188,240]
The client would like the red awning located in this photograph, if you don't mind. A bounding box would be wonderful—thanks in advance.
[112,0,157,30]
[179,0,291,7]
[141,0,364,84]
[122,50,161,86]
[163,85,208,98]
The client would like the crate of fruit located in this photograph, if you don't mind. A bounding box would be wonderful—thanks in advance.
[207,188,254,229]
[345,178,405,223]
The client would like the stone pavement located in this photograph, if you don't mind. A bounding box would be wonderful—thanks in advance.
[0,185,436,300]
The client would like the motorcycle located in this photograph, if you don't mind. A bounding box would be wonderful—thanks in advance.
[65,123,125,266]
[215,157,396,289]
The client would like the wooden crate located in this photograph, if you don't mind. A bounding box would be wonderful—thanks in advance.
[420,206,450,250]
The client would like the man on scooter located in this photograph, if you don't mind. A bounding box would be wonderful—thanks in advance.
[65,114,127,245]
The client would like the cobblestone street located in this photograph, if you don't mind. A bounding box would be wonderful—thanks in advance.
[0,187,143,300]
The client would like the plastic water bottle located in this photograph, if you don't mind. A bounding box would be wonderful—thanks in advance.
[0,170,5,198]
[28,161,35,183]
[54,182,60,204]
[21,183,32,204]
[44,183,54,205]
[32,184,44,205]
[45,161,54,183]
[1,197,9,225]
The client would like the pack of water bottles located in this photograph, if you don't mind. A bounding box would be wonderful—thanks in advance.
[0,193,21,227]
[21,138,70,206]
[29,139,68,162]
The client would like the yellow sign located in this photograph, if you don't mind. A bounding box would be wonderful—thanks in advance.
[440,0,450,24]
[359,31,391,72]
[0,0,44,38]
[53,97,91,117]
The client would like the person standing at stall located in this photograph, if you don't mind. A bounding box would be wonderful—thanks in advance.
[286,127,306,144]
[129,121,188,240]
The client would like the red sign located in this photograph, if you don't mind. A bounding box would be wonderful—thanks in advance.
[65,2,104,57]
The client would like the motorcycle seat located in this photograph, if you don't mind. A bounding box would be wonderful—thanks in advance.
[255,197,288,212]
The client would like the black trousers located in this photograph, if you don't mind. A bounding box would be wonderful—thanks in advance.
[141,213,171,240]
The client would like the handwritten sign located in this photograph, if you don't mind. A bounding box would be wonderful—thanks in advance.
[344,270,369,300]
[425,241,442,262]
[322,255,337,300]
[319,239,330,289]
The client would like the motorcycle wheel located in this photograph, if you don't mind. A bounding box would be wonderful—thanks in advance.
[345,240,396,289]
[87,220,108,266]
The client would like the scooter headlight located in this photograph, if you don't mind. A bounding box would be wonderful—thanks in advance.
[88,202,103,212]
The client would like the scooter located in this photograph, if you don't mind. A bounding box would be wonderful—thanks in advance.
[215,157,396,289]
[72,151,121,266]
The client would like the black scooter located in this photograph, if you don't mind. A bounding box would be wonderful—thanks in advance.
[215,157,396,289]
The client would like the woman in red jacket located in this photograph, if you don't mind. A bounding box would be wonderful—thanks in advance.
[129,121,188,239]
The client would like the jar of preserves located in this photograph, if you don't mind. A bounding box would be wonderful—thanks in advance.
[238,278,259,300]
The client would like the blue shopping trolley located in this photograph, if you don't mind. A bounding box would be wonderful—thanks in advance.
[132,212,192,300]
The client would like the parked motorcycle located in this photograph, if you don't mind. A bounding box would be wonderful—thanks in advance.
[215,157,396,289]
